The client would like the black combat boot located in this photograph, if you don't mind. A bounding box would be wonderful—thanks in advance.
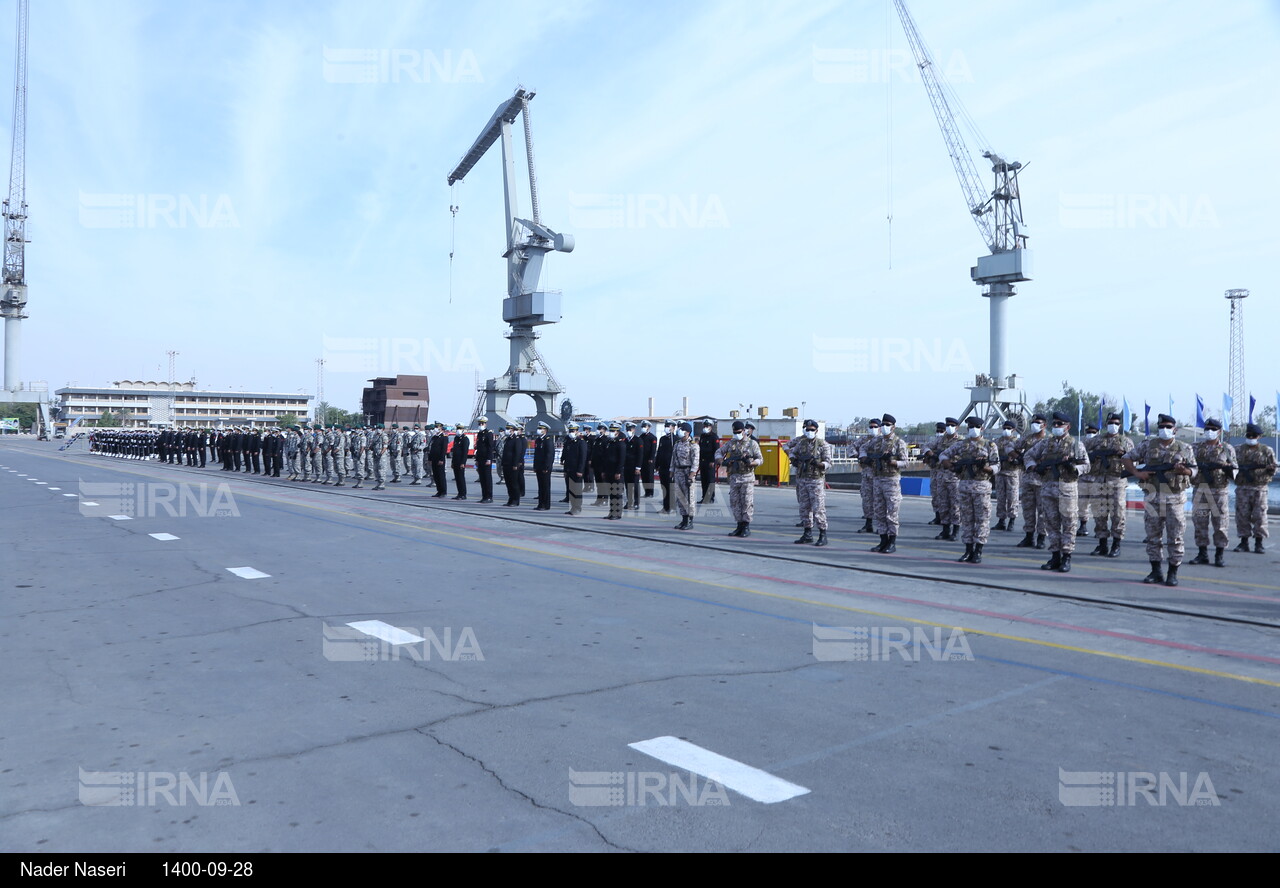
[1164,564,1179,587]
[872,534,888,553]
[795,527,814,544]
[1142,561,1164,584]
[1214,547,1225,568]
[859,518,873,533]
[1255,537,1266,554]
[958,544,975,563]
[1106,538,1121,558]
[1041,552,1062,571]
[729,522,745,537]
[930,512,942,525]
[882,534,897,553]
[935,524,951,541]
[1076,520,1086,537]
[971,543,984,564]
[1090,539,1109,556]
[1058,553,1072,573]
[740,523,751,538]
[351,479,362,489]
[815,530,828,547]
[1035,534,1047,549]
[1189,547,1210,565]
[675,516,690,530]
[1016,532,1035,548]
[994,518,1007,532]
[1234,537,1250,552]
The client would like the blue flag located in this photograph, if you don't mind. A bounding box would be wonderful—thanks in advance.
[1096,399,1105,430]
[1123,398,1131,434]
[1249,394,1256,423]
[1223,393,1233,427]
[1195,394,1205,429]
[1144,402,1151,436]
[1077,398,1083,433]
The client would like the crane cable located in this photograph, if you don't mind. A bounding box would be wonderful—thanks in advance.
[448,182,459,303]
[886,0,893,270]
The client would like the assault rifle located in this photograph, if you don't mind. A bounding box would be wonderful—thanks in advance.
[1138,463,1178,486]
[1033,458,1082,482]
[1197,460,1234,483]
[950,456,990,478]
[724,454,755,472]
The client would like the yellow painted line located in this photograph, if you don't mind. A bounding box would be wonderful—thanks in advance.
[39,452,1280,688]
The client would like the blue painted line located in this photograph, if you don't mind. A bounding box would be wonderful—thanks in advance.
[249,500,1280,722]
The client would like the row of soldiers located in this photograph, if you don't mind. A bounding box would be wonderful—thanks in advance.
[861,412,1277,584]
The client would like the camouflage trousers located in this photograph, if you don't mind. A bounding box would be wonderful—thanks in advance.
[1142,492,1187,564]
[388,450,401,480]
[1192,485,1231,548]
[311,451,322,478]
[994,471,1020,522]
[1037,481,1079,554]
[1019,474,1044,534]
[285,453,300,476]
[1235,486,1270,539]
[369,452,385,483]
[410,452,424,482]
[874,477,903,536]
[956,480,992,544]
[929,468,942,513]
[1077,476,1098,524]
[350,451,365,480]
[321,451,334,481]
[672,468,696,518]
[298,452,312,479]
[796,477,827,530]
[729,474,755,524]
[935,472,959,524]
[861,472,878,519]
[1092,478,1127,539]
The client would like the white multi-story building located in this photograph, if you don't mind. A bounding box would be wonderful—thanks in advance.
[54,381,312,428]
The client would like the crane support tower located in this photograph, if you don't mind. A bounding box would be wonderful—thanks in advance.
[1,0,28,392]
[1225,288,1248,431]
[895,0,1032,429]
[447,87,575,433]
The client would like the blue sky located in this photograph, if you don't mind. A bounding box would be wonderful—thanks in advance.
[12,0,1280,427]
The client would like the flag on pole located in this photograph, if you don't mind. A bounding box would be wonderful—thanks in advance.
[1077,398,1083,432]
[1249,394,1256,423]
[1096,399,1105,430]
[1122,398,1131,434]
[1169,395,1174,419]
[1223,393,1233,428]
[1195,394,1205,429]
[1144,402,1151,436]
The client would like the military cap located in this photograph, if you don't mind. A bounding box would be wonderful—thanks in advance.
[1032,413,1047,422]
[476,417,488,424]
[1107,413,1122,423]
[680,421,693,433]
[537,421,549,429]
[935,422,946,431]
[625,421,636,430]
[1203,418,1222,431]
[391,424,398,429]
[745,421,756,429]
[377,422,385,429]
[945,417,959,426]
[456,423,467,430]
[966,417,983,428]
[803,419,819,431]
[1085,424,1098,433]
[882,413,896,425]
[663,419,674,427]
[868,417,881,426]
[1049,411,1069,424]
[1246,423,1262,437]
[609,422,621,431]
[640,420,651,428]
[566,422,580,430]
[732,420,746,432]
[413,424,421,429]
[1157,414,1176,425]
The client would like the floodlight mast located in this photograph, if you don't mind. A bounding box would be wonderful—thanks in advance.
[448,87,575,432]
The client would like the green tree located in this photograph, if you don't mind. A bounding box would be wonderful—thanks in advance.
[1256,404,1277,436]
[276,412,298,427]
[1033,381,1117,432]
[94,410,125,427]
[0,401,37,431]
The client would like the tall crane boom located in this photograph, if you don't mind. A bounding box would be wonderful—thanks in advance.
[1,0,28,395]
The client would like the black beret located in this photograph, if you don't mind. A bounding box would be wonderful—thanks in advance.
[1246,423,1262,437]
[935,422,946,431]
[945,417,959,426]
[732,420,745,432]
[882,414,896,425]
[1085,425,1098,433]
[1051,411,1070,424]
[1107,413,1122,423]
[965,417,983,428]
[1203,418,1222,431]
[803,419,819,430]
[1002,420,1016,428]
[1158,414,1175,425]
[1032,414,1046,422]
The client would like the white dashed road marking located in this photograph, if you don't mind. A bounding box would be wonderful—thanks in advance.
[345,621,426,646]
[628,736,811,804]
[107,515,132,521]
[226,567,270,579]
[149,533,180,541]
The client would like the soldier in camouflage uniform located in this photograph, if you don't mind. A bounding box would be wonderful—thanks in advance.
[1014,413,1049,549]
[1121,413,1197,587]
[993,419,1022,531]
[671,421,700,530]
[925,419,963,540]
[333,426,349,487]
[297,427,312,482]
[369,424,387,491]
[1085,413,1134,557]
[785,419,833,546]
[716,420,763,537]
[1188,417,1237,567]
[309,427,323,482]
[867,414,910,553]
[350,426,368,488]
[319,426,335,484]
[284,427,300,480]
[1076,424,1099,537]
[922,421,946,526]
[940,417,1000,563]
[1023,411,1090,573]
[1233,422,1276,554]
[855,419,882,533]
[407,424,425,485]
[387,425,403,483]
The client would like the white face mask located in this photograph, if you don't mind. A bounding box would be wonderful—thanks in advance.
[1031,423,1043,433]
[1206,430,1220,440]
[946,425,957,435]
[537,429,546,436]
[804,430,816,439]
[966,427,980,439]
[1051,426,1066,437]
[703,427,712,434]
[1085,433,1096,440]
[677,430,687,438]
[1002,429,1014,437]
[882,426,894,436]
[1246,438,1259,446]
[870,427,882,437]
[735,432,745,440]
[1106,424,1119,435]
[625,431,634,439]
[1157,427,1174,440]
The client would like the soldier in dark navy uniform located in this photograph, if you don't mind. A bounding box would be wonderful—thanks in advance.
[473,418,495,503]
[532,421,555,510]
[450,424,470,500]
[429,422,449,498]
[656,420,675,513]
[502,424,528,506]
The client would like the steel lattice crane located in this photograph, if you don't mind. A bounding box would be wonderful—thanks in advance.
[895,0,1032,429]
[1,0,27,394]
[447,87,575,432]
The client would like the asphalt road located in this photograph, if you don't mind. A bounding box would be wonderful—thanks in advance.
[2,437,1278,852]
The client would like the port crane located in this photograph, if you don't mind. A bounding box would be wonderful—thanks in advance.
[895,0,1032,429]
